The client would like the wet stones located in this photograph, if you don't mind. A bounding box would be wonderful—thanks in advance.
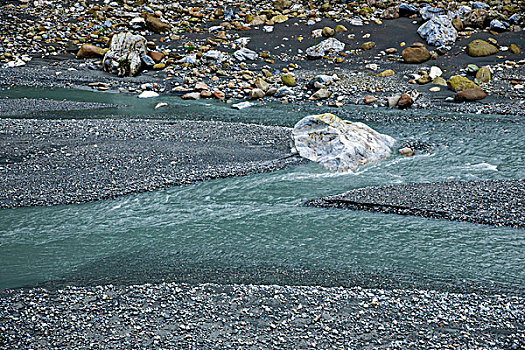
[402,43,431,64]
[454,88,487,102]
[396,93,413,109]
[361,41,376,51]
[466,40,499,57]
[144,14,171,33]
[103,33,147,77]
[77,44,108,59]
[281,74,297,87]
[447,75,479,92]
[475,66,491,83]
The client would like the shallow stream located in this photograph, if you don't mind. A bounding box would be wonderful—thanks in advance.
[1,87,524,292]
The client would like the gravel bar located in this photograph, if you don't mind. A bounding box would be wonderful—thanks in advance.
[0,98,116,117]
[0,118,300,208]
[305,180,525,229]
[0,282,523,349]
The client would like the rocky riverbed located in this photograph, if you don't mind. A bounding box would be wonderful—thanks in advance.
[0,118,300,208]
[0,282,523,349]
[1,0,524,115]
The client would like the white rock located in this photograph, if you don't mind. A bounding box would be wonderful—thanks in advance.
[292,113,396,172]
[138,91,159,98]
[232,101,255,109]
[263,26,274,33]
[365,63,379,71]
[429,66,442,79]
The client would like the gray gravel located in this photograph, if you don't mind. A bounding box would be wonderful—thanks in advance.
[0,98,115,117]
[305,180,525,229]
[0,282,523,349]
[0,118,300,208]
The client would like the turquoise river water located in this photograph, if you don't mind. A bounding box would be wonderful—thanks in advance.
[1,87,524,292]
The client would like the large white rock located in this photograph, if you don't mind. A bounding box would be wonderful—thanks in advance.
[292,113,396,172]
[103,33,147,77]
[305,38,345,59]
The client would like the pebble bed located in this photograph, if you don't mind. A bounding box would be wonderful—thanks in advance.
[0,118,300,208]
[305,180,525,229]
[0,97,115,117]
[0,283,523,349]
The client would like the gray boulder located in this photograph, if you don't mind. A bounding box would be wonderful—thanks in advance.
[292,113,395,172]
[103,33,147,77]
[417,15,457,48]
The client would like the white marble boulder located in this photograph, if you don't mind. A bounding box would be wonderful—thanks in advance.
[103,33,147,77]
[292,113,396,172]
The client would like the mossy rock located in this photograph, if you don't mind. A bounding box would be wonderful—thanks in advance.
[447,75,479,92]
[281,73,297,87]
[510,44,521,54]
[377,69,394,77]
[432,77,447,86]
[361,41,375,51]
[475,66,491,83]
[322,26,335,37]
[271,14,289,23]
[466,40,499,57]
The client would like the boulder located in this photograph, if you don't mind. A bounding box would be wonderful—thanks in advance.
[334,25,348,33]
[292,113,396,172]
[432,77,447,86]
[249,88,265,99]
[233,47,258,61]
[361,41,376,51]
[490,19,508,32]
[145,14,171,33]
[103,33,147,77]
[463,9,488,28]
[380,6,399,19]
[447,75,479,92]
[454,88,487,102]
[306,38,345,59]
[363,95,378,104]
[148,51,165,63]
[399,4,418,17]
[466,40,499,57]
[397,93,413,109]
[417,15,457,47]
[377,69,394,77]
[271,14,288,23]
[322,26,335,37]
[310,88,331,100]
[429,66,442,79]
[475,66,491,83]
[254,78,269,91]
[402,43,431,63]
[274,0,292,10]
[281,74,297,87]
[77,44,107,59]
[510,44,521,54]
[398,147,415,156]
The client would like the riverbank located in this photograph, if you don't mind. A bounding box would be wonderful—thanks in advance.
[1,282,523,349]
[1,1,524,116]
[0,118,300,208]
